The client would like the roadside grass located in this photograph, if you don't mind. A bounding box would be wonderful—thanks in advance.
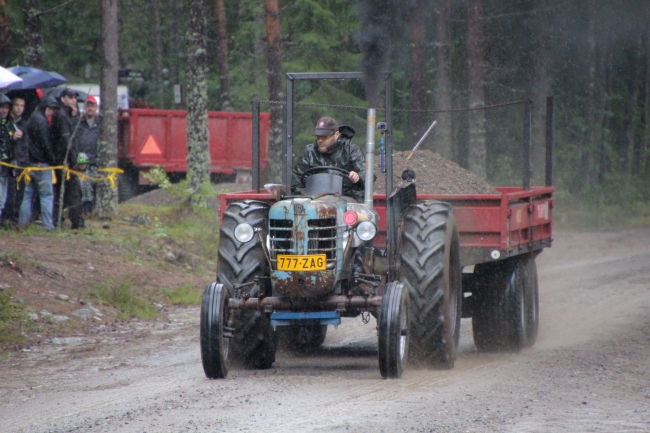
[553,196,650,231]
[164,283,203,305]
[92,280,159,320]
[0,291,30,345]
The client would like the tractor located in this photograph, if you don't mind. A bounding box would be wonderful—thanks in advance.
[200,72,461,379]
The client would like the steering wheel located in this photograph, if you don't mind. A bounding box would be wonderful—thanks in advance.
[301,166,350,183]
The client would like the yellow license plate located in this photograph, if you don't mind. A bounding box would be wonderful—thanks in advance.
[276,254,327,271]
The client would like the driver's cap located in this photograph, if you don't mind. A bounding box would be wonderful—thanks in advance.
[313,117,338,136]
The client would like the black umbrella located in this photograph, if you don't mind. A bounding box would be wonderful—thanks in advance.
[8,67,67,90]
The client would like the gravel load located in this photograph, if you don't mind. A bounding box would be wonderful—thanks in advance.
[372,150,499,195]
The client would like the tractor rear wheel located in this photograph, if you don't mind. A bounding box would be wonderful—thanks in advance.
[472,256,530,352]
[200,283,231,379]
[216,200,276,369]
[400,201,462,367]
[378,281,410,378]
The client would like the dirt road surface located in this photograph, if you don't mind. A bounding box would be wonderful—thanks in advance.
[2,229,650,433]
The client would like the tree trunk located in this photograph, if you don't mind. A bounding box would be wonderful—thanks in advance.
[584,7,600,186]
[215,0,232,111]
[409,0,427,148]
[434,0,453,160]
[641,28,650,175]
[624,35,642,174]
[97,0,119,219]
[186,0,210,208]
[598,35,613,184]
[22,0,43,67]
[530,0,553,185]
[467,0,486,179]
[151,0,164,97]
[264,0,283,183]
[0,0,11,66]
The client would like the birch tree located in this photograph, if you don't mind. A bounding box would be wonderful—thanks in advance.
[186,0,210,208]
[97,0,119,219]
[22,0,44,67]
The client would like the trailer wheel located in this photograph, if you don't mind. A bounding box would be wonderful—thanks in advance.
[523,255,539,347]
[217,200,276,370]
[472,257,527,352]
[200,283,230,379]
[378,281,410,378]
[400,201,462,367]
[280,325,328,352]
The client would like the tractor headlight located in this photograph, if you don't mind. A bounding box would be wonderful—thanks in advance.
[234,223,255,243]
[356,221,376,241]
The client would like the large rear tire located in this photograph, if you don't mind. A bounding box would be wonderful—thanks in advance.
[280,325,328,353]
[378,281,410,378]
[400,201,462,367]
[200,283,230,379]
[217,200,276,369]
[472,256,530,352]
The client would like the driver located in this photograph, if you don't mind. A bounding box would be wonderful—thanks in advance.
[291,116,366,202]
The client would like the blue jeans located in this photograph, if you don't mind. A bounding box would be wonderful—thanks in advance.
[19,165,54,230]
[0,176,7,219]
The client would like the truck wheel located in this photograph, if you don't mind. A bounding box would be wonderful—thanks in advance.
[523,254,539,347]
[217,200,276,369]
[378,281,410,378]
[472,257,527,352]
[400,201,462,367]
[281,325,328,352]
[200,283,231,379]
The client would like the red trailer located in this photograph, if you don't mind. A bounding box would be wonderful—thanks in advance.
[217,186,554,268]
[117,108,270,200]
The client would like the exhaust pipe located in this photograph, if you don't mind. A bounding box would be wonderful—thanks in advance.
[364,108,376,208]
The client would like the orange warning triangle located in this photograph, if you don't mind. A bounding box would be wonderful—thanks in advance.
[140,135,162,155]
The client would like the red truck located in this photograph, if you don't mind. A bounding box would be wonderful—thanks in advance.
[117,108,270,201]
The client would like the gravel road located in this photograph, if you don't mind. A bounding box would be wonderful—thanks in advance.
[2,229,650,433]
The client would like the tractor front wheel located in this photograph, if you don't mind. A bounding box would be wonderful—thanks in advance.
[378,281,410,379]
[200,283,231,379]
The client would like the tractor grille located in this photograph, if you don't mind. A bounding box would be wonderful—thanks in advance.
[308,218,337,261]
[269,219,293,257]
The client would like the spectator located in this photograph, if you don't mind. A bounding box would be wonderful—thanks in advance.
[1,96,29,227]
[19,95,59,231]
[75,95,100,217]
[51,87,83,229]
[0,94,11,219]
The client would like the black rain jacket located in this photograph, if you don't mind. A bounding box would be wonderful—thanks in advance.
[291,138,366,202]
[25,99,57,166]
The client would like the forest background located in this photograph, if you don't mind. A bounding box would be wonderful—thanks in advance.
[1,0,649,218]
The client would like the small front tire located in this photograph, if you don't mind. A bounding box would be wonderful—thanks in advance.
[200,283,231,379]
[378,281,410,379]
